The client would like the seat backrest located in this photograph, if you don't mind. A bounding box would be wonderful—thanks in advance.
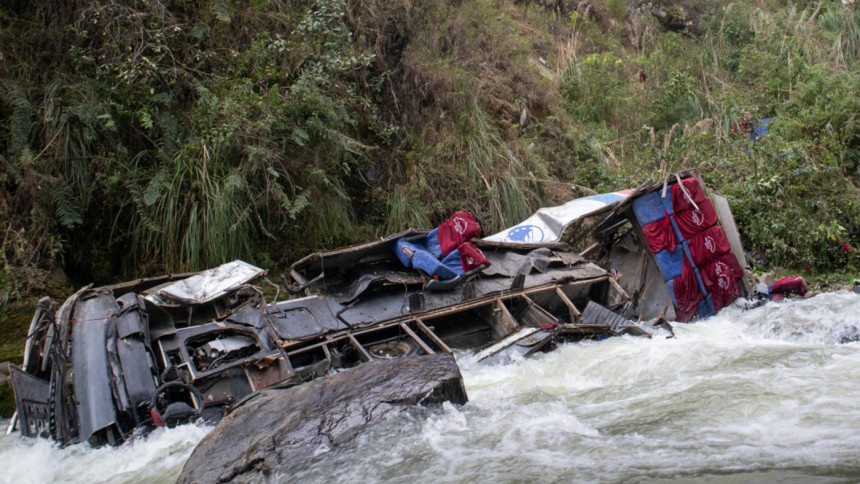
[437,211,482,256]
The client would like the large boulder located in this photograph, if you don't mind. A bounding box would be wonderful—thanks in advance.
[177,353,467,484]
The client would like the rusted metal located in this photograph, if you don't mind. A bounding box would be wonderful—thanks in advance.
[415,319,453,354]
[399,323,435,355]
[554,287,581,323]
[348,334,372,362]
[518,295,560,327]
[492,299,520,339]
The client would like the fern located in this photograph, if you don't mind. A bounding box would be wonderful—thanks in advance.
[1,83,33,159]
[213,0,231,23]
[55,186,83,229]
[143,170,169,207]
[289,191,310,219]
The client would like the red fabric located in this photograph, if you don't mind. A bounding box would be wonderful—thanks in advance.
[701,253,744,311]
[457,242,490,272]
[673,258,704,323]
[151,407,165,427]
[438,211,482,256]
[713,276,740,311]
[641,212,677,253]
[674,199,718,239]
[771,276,807,297]
[671,177,707,213]
[688,225,731,267]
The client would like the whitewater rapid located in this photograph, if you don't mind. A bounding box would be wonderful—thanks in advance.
[3,291,860,483]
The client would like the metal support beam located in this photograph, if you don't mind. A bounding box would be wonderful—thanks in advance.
[415,319,453,355]
[399,322,435,355]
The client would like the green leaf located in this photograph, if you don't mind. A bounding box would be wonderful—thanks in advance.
[55,187,83,229]
[213,0,231,22]
[291,127,310,146]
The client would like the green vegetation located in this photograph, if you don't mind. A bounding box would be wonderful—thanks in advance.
[2,0,860,328]
[0,385,13,418]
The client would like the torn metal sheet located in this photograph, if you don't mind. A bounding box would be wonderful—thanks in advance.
[326,271,424,305]
[474,327,540,361]
[482,248,555,277]
[71,291,120,445]
[609,231,676,321]
[581,300,643,333]
[483,190,634,244]
[712,194,749,272]
[290,231,422,283]
[145,260,265,305]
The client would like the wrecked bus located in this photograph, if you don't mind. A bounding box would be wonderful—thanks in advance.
[7,171,746,446]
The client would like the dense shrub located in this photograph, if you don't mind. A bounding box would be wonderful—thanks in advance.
[2,0,860,315]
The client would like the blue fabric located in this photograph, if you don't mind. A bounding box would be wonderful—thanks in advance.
[680,240,693,265]
[412,250,458,280]
[425,228,442,258]
[750,119,770,142]
[393,238,423,267]
[393,229,459,280]
[440,249,465,276]
[654,247,684,281]
[393,238,415,267]
[669,213,684,242]
[697,295,715,319]
[633,192,666,226]
[660,188,675,215]
[666,279,678,308]
[394,229,443,267]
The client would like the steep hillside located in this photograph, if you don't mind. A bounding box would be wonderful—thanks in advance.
[2,0,859,311]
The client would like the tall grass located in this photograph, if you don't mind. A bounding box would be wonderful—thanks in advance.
[129,146,257,271]
[819,5,860,67]
[461,105,539,232]
[387,188,432,232]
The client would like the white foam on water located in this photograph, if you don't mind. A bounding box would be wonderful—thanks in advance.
[0,423,211,484]
[287,292,860,482]
[4,291,860,483]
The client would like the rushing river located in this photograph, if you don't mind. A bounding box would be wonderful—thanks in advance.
[3,291,860,483]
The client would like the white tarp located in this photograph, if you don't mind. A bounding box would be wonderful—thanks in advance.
[145,260,265,305]
[483,190,634,244]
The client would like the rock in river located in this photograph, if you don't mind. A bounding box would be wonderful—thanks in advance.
[177,353,467,483]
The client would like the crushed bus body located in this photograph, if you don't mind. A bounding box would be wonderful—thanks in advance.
[8,171,746,446]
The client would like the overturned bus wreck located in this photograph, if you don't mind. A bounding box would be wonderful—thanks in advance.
[8,171,746,447]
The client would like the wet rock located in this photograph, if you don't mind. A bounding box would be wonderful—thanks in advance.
[177,354,467,484]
